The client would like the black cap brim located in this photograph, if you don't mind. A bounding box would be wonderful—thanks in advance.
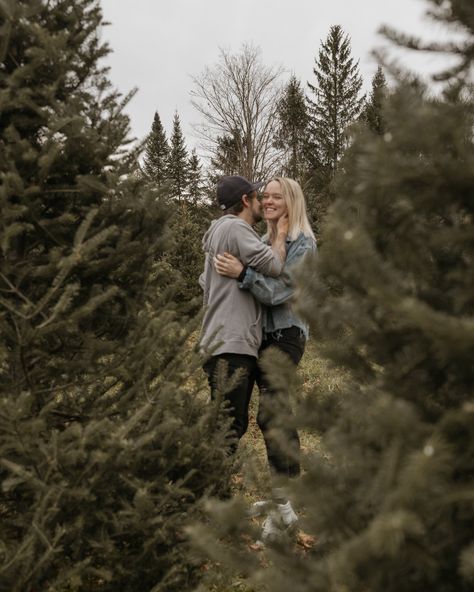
[249,181,265,193]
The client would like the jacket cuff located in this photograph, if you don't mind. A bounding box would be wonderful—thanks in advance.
[237,265,248,282]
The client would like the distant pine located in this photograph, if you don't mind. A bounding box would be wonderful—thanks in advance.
[305,25,364,233]
[361,65,388,135]
[307,25,364,179]
[143,111,170,186]
[274,74,310,181]
[167,111,190,202]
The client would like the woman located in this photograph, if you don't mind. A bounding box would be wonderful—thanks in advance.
[214,177,316,543]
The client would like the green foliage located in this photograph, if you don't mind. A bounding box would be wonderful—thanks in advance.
[143,111,170,186]
[0,2,233,590]
[306,25,364,235]
[307,25,364,177]
[305,86,473,421]
[286,82,473,591]
[167,111,190,202]
[0,323,234,591]
[163,200,215,306]
[361,65,388,135]
[0,0,142,407]
[209,132,241,182]
[141,110,211,305]
[188,148,206,204]
[274,75,309,181]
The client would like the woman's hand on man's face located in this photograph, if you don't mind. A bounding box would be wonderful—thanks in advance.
[213,252,244,279]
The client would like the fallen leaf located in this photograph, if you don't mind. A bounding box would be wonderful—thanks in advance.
[297,532,317,549]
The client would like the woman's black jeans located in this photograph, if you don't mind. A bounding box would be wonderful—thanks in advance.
[256,326,305,479]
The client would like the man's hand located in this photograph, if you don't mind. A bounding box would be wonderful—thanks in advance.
[214,252,244,279]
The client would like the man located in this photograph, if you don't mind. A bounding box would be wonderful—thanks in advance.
[200,175,288,449]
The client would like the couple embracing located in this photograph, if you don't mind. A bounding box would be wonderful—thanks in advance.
[199,174,316,545]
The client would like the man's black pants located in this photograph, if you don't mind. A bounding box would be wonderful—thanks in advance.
[203,353,257,446]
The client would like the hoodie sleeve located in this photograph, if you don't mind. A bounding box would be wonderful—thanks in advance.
[228,220,283,277]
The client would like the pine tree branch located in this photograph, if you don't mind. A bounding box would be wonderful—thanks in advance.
[0,295,32,320]
[0,272,37,310]
[23,522,65,585]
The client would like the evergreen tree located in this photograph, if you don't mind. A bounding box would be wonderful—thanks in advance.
[362,65,388,134]
[188,148,205,204]
[167,111,190,202]
[209,131,241,180]
[142,110,170,185]
[163,204,213,306]
[0,2,233,590]
[306,25,364,229]
[163,148,213,305]
[274,75,310,180]
[191,2,474,591]
[284,82,473,592]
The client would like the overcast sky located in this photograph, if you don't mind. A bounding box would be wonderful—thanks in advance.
[99,0,452,151]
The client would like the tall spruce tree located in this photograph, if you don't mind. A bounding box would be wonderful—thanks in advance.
[208,131,241,186]
[167,111,190,202]
[307,25,364,175]
[274,75,310,180]
[191,2,474,591]
[306,24,364,221]
[0,2,233,590]
[362,65,388,134]
[142,110,170,185]
[285,82,473,592]
[162,148,212,304]
[188,148,205,204]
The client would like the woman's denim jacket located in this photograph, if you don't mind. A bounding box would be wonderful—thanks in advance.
[239,232,317,339]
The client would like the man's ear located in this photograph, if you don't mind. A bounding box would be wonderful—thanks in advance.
[241,194,250,208]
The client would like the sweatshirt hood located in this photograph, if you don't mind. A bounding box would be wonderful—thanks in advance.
[202,215,235,252]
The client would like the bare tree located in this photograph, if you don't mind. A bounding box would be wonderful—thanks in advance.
[191,44,284,180]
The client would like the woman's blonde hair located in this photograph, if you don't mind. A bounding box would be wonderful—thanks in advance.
[265,177,315,242]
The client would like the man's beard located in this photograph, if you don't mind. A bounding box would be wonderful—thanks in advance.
[252,206,263,224]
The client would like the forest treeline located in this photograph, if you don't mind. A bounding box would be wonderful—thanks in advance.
[142,27,386,301]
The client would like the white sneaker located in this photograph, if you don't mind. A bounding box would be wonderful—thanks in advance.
[277,501,298,533]
[259,511,284,545]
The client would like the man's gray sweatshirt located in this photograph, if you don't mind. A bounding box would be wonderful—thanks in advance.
[199,215,283,358]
